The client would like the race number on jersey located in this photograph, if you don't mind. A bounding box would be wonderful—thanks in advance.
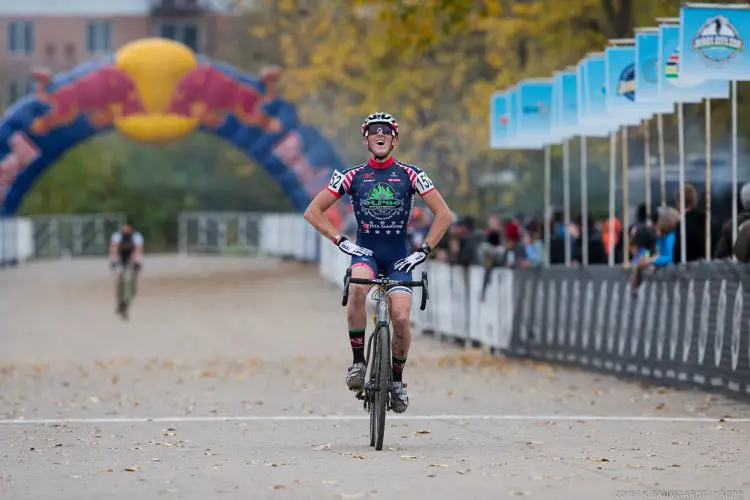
[415,171,435,196]
[328,169,345,194]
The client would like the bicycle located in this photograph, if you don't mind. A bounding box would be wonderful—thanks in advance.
[114,261,137,320]
[341,267,429,450]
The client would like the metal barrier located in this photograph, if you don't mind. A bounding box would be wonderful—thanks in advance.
[0,216,34,266]
[29,213,126,259]
[178,211,263,255]
[178,211,319,261]
[316,230,750,401]
[509,262,750,398]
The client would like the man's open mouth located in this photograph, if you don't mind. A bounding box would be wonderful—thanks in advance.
[376,139,385,146]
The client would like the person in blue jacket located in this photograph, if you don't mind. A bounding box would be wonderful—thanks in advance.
[637,206,680,269]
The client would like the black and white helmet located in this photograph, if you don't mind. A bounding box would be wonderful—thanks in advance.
[362,112,399,137]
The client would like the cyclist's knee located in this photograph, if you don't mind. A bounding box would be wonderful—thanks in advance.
[390,304,411,334]
[348,284,370,306]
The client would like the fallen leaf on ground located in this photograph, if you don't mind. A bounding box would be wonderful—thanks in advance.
[429,463,448,468]
[655,403,665,410]
[414,430,431,435]
[596,458,611,462]
[124,467,139,472]
[400,455,422,460]
[317,444,332,450]
[339,493,366,499]
[270,485,285,490]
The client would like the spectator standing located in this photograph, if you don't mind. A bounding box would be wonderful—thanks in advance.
[671,184,719,263]
[715,182,750,259]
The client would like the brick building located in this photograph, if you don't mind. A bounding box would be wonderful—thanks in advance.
[0,0,252,108]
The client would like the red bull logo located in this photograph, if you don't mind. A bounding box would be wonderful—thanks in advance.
[30,67,146,136]
[165,65,283,132]
[0,132,41,202]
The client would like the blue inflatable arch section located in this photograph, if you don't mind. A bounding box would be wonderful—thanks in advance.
[0,54,351,226]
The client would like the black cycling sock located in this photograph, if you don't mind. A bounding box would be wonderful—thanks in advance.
[392,355,406,382]
[349,329,366,364]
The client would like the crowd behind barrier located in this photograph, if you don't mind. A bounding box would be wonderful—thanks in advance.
[0,217,34,268]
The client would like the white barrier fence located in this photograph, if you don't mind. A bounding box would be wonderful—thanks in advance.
[0,217,34,267]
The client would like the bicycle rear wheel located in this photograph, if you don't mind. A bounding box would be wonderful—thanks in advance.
[371,324,390,451]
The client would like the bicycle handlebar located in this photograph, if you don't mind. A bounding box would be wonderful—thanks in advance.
[341,268,430,311]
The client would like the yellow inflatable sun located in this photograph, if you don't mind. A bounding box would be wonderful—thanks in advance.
[113,38,200,144]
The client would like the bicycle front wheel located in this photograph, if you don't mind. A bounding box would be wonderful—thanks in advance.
[372,324,390,451]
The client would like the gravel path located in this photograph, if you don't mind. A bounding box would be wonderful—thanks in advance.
[0,256,748,499]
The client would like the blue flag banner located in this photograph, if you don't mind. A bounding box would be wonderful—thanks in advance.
[604,45,653,123]
[550,72,565,142]
[572,63,612,138]
[658,23,729,102]
[489,91,508,149]
[580,53,620,131]
[516,79,554,149]
[635,29,664,104]
[498,87,539,149]
[679,3,750,81]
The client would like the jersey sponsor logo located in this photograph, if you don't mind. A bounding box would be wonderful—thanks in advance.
[328,169,345,192]
[415,171,434,195]
[360,183,404,220]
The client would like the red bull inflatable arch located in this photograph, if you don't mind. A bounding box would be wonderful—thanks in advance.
[0,38,349,227]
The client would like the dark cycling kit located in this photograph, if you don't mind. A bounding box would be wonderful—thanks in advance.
[327,156,436,295]
[111,231,144,265]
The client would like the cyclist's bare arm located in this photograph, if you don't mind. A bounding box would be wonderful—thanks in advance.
[108,241,118,262]
[304,190,342,241]
[133,244,143,263]
[420,189,453,249]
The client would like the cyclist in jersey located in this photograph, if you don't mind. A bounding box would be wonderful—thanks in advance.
[109,224,144,299]
[304,112,453,413]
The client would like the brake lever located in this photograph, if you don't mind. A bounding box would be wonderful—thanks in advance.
[342,267,352,307]
[420,271,429,311]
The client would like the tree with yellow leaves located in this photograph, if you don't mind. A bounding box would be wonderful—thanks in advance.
[233,0,739,218]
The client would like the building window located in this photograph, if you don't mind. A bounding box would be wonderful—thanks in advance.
[45,42,56,60]
[86,21,112,54]
[7,21,34,55]
[7,79,35,105]
[65,42,76,60]
[158,22,200,52]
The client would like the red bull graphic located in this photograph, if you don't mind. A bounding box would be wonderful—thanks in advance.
[30,66,146,135]
[272,130,351,228]
[0,37,350,228]
[0,133,41,203]
[166,65,283,132]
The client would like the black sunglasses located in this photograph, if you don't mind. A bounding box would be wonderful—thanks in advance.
[366,124,393,136]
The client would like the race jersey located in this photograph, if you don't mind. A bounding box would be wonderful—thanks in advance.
[327,157,436,261]
[111,231,144,262]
